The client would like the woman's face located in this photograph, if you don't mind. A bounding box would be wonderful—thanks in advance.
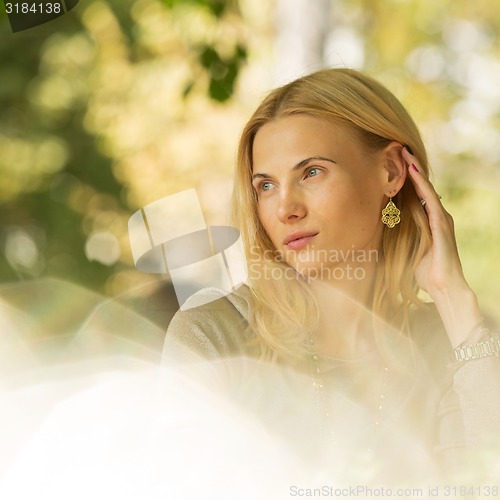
[251,115,393,278]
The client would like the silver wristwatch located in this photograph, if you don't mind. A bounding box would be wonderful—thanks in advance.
[454,333,500,362]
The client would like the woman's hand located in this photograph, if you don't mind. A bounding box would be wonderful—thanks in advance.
[402,148,484,348]
[402,148,465,296]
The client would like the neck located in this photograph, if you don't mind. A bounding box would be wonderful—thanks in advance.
[308,261,378,359]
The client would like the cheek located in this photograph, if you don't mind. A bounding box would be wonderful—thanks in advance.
[256,202,267,227]
[313,190,350,220]
[318,192,380,242]
[349,200,383,245]
[256,202,277,241]
[358,192,383,223]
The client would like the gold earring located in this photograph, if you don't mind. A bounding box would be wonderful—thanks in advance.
[381,197,401,228]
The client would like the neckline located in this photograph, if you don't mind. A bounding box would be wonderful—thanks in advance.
[313,349,382,372]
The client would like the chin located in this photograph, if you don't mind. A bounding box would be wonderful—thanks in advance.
[292,263,331,280]
[295,262,367,283]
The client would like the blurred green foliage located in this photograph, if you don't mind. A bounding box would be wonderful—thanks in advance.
[0,0,248,292]
[0,0,499,320]
[161,0,231,18]
[197,43,246,101]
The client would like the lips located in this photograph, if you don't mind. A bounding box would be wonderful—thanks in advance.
[283,231,318,249]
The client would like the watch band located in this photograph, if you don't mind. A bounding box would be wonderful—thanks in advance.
[454,333,500,362]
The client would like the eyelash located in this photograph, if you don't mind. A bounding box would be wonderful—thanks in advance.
[254,167,324,193]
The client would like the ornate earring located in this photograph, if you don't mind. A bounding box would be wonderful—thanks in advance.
[381,197,401,228]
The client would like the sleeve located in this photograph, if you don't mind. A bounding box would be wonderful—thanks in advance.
[411,305,500,475]
[417,310,500,475]
[449,356,500,444]
[163,289,253,357]
[161,288,256,382]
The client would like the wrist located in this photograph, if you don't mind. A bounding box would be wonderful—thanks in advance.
[454,331,500,362]
[432,285,483,348]
[429,276,472,303]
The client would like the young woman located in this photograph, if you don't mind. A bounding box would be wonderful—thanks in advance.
[163,68,500,482]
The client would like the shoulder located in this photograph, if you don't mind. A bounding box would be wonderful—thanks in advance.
[162,285,257,363]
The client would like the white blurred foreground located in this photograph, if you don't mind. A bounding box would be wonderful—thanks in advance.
[0,279,299,499]
[0,279,498,499]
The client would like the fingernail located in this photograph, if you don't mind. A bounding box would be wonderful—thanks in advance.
[411,163,419,172]
[404,145,414,155]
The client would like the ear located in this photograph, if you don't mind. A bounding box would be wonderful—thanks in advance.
[382,142,407,197]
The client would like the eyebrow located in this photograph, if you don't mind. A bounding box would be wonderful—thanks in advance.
[251,156,337,181]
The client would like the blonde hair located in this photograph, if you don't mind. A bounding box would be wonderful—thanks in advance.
[232,68,432,362]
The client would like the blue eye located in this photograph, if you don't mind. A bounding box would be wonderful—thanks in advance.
[305,167,321,178]
[258,181,274,192]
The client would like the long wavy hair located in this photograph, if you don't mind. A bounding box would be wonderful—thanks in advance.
[231,68,432,362]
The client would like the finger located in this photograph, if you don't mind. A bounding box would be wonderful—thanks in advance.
[401,149,442,212]
[408,168,443,217]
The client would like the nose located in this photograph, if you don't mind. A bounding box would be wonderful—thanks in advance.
[277,187,307,223]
